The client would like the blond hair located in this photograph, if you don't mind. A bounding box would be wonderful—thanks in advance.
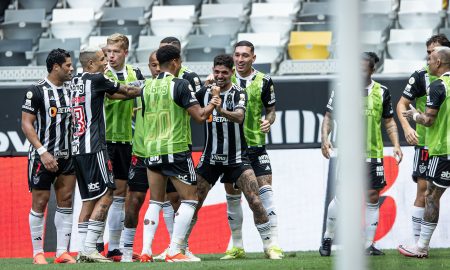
[106,33,129,50]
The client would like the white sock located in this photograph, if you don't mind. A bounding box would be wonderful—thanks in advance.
[84,220,105,254]
[121,227,136,260]
[162,201,175,240]
[29,209,45,257]
[259,185,279,245]
[97,231,104,244]
[412,206,425,243]
[417,220,437,249]
[365,202,379,248]
[256,221,272,250]
[54,207,73,257]
[107,196,125,251]
[182,217,197,250]
[324,197,338,239]
[78,222,88,252]
[141,200,163,255]
[226,193,243,249]
[168,200,197,256]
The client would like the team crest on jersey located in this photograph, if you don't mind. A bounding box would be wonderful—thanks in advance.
[226,95,234,110]
[26,91,33,99]
[33,175,40,185]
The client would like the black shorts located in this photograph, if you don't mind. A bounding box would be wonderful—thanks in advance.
[247,146,272,177]
[367,158,386,190]
[197,159,252,188]
[107,142,132,180]
[74,150,115,201]
[412,146,429,182]
[145,152,197,186]
[427,155,450,188]
[27,154,75,191]
[128,155,148,193]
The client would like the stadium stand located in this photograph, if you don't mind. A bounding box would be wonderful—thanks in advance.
[186,34,232,62]
[0,38,32,66]
[199,3,246,36]
[360,0,395,31]
[17,0,58,14]
[99,7,146,41]
[297,1,332,31]
[66,0,106,11]
[387,28,433,60]
[250,3,299,35]
[50,8,96,40]
[150,5,195,38]
[35,38,81,66]
[288,31,332,60]
[2,8,47,42]
[398,0,444,30]
[116,0,155,10]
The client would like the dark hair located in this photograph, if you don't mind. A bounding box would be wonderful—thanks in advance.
[213,54,234,70]
[426,34,450,48]
[46,48,71,73]
[156,45,180,66]
[234,40,254,54]
[160,36,181,49]
[363,52,379,70]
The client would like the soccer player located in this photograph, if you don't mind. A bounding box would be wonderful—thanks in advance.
[102,33,146,261]
[120,51,160,263]
[319,52,403,256]
[140,45,219,262]
[399,46,450,258]
[21,48,76,264]
[71,47,143,263]
[219,40,282,260]
[153,36,203,261]
[396,34,450,243]
[194,54,281,260]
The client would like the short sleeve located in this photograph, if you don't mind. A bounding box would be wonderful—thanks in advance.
[234,89,247,111]
[382,88,394,118]
[261,77,276,107]
[195,86,207,107]
[427,79,446,109]
[21,86,41,115]
[93,73,120,95]
[325,90,335,113]
[173,79,199,109]
[134,67,145,80]
[402,71,426,100]
[183,72,203,93]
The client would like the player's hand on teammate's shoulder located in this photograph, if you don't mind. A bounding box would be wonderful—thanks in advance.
[40,151,59,172]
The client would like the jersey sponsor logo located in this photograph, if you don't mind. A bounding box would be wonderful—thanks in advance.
[212,115,230,123]
[71,83,85,95]
[376,165,384,177]
[258,154,270,164]
[54,149,69,158]
[88,182,100,192]
[22,105,34,111]
[48,106,71,117]
[190,92,197,103]
[177,174,188,181]
[26,91,33,99]
[148,155,160,163]
[71,96,85,104]
[441,171,450,180]
[25,99,32,107]
[71,140,80,155]
[211,154,228,161]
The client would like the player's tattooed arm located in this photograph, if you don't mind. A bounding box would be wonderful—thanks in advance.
[216,107,245,124]
[261,106,276,133]
[238,170,269,225]
[396,97,419,145]
[321,112,334,159]
[423,183,446,223]
[402,104,438,127]
[384,117,403,163]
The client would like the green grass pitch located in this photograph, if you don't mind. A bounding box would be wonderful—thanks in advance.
[2,249,450,270]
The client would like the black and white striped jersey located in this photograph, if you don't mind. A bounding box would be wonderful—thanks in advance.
[21,78,72,159]
[195,84,248,165]
[70,72,120,155]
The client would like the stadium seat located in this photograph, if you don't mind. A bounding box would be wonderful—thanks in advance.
[250,3,298,35]
[439,27,450,38]
[237,32,284,64]
[216,0,250,4]
[361,31,383,54]
[297,2,333,31]
[199,4,244,36]
[99,7,145,40]
[0,39,33,66]
[288,31,332,60]
[88,35,132,51]
[360,0,393,31]
[18,0,58,14]
[185,34,231,62]
[164,0,203,8]
[383,59,425,73]
[51,8,96,40]
[136,35,184,63]
[116,0,155,10]
[387,28,432,60]
[2,9,47,42]
[265,0,300,3]
[150,5,195,38]
[0,0,10,22]
[66,0,106,11]
[398,0,443,29]
[35,38,81,66]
